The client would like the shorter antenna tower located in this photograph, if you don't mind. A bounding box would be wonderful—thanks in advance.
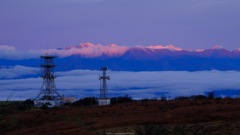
[99,67,110,98]
[35,55,63,100]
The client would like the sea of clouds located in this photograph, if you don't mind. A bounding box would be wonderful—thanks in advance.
[1,65,240,100]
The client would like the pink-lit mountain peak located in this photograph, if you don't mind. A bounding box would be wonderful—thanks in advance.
[211,45,223,50]
[59,43,229,54]
[146,44,183,51]
[76,42,102,48]
[77,43,119,48]
[235,48,240,51]
[106,44,118,47]
[61,42,118,50]
[146,44,206,52]
[59,43,238,54]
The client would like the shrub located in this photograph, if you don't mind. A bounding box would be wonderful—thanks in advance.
[174,96,190,100]
[175,95,209,100]
[193,95,207,100]
[110,95,134,105]
[207,91,215,100]
[24,98,34,105]
[73,97,97,106]
[0,92,17,133]
[140,98,151,102]
[160,95,167,101]
[14,99,34,111]
[15,104,29,111]
[64,102,73,107]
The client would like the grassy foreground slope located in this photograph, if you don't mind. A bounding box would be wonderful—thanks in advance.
[2,98,240,135]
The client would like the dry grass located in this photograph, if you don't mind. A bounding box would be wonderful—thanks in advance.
[2,98,240,134]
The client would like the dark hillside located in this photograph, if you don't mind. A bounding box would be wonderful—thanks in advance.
[2,98,240,134]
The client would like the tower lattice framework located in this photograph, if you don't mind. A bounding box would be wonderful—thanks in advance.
[35,55,63,100]
[99,67,110,98]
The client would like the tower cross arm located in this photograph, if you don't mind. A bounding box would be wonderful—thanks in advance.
[99,76,110,80]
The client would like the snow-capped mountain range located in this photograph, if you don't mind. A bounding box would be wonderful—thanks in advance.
[56,43,240,59]
[1,43,240,71]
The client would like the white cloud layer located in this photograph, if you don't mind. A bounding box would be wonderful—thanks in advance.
[0,45,15,50]
[0,45,128,60]
[1,68,240,100]
[0,50,42,60]
[49,46,129,58]
[0,65,40,78]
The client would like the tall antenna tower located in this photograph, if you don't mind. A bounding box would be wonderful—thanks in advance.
[35,55,63,100]
[99,67,110,98]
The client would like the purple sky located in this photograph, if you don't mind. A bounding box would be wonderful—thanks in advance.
[0,0,240,51]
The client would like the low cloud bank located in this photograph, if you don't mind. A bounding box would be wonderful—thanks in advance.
[1,68,240,99]
[0,45,42,60]
[0,65,40,78]
[0,45,16,50]
[49,46,128,58]
[0,44,128,60]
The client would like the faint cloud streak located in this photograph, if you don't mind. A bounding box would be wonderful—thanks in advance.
[0,65,40,78]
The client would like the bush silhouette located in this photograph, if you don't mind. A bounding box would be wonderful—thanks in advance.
[110,95,134,105]
[73,97,97,106]
[207,91,215,99]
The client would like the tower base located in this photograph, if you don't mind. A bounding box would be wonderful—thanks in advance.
[97,98,110,105]
[34,99,65,107]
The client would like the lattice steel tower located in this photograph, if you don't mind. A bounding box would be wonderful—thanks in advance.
[99,67,110,98]
[35,55,63,100]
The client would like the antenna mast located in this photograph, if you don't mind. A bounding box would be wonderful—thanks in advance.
[35,55,63,100]
[99,67,110,98]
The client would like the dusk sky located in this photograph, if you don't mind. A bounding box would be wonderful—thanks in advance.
[1,0,240,51]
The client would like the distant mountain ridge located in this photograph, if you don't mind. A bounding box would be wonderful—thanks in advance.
[2,43,240,72]
[45,43,240,71]
[57,43,240,59]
